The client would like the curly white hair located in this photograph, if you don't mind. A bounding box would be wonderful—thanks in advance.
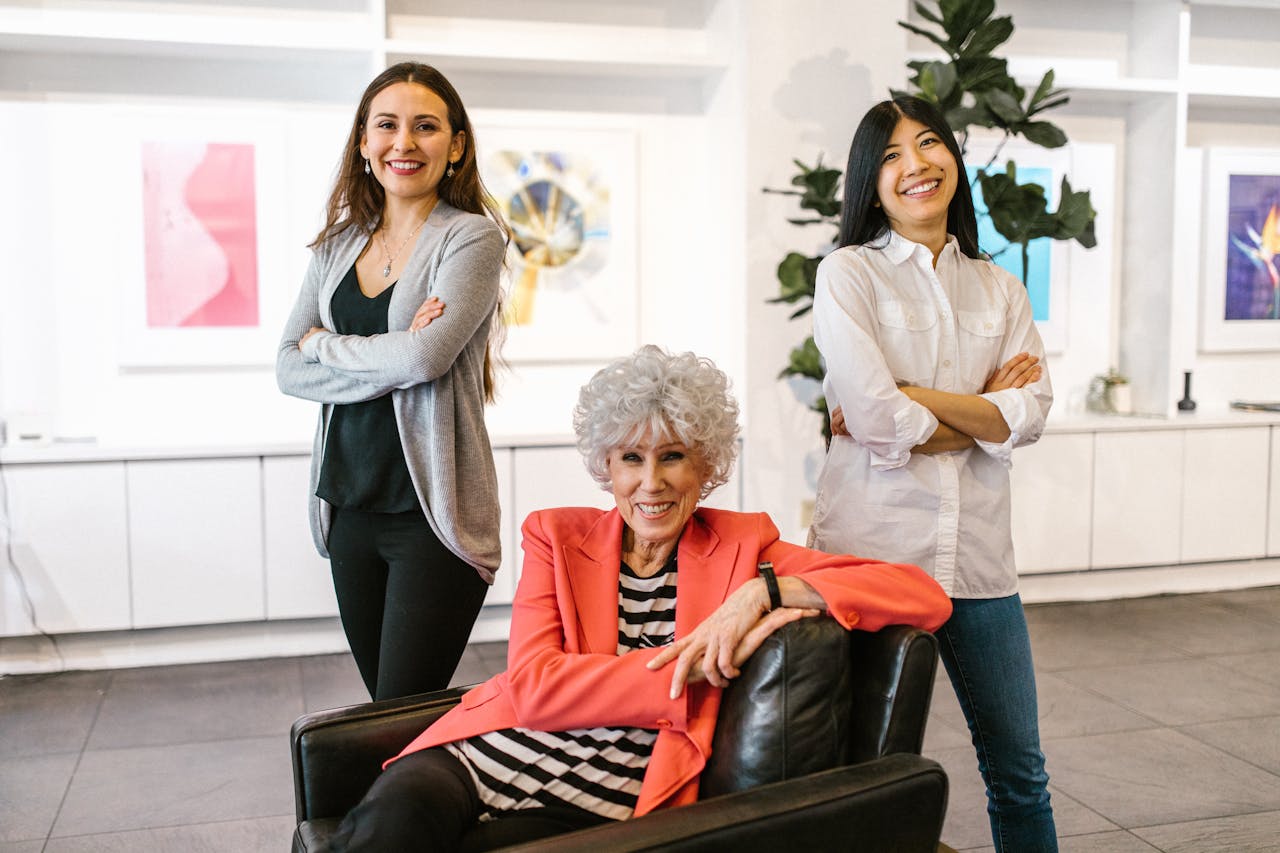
[573,345,740,499]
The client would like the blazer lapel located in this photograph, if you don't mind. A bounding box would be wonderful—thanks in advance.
[674,511,741,640]
[563,510,625,654]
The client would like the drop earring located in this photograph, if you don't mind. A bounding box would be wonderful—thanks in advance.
[364,159,371,175]
[446,160,455,178]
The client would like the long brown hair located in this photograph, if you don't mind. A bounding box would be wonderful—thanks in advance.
[311,62,509,401]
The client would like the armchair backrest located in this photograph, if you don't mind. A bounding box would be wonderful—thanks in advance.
[699,619,937,798]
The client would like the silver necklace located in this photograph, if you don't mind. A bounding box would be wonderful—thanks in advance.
[377,215,429,278]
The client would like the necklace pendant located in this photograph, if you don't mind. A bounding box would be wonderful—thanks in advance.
[382,263,391,278]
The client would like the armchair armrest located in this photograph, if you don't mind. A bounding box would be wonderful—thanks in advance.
[290,685,471,822]
[847,625,940,762]
[498,753,948,853]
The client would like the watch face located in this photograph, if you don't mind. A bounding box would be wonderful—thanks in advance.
[484,150,610,327]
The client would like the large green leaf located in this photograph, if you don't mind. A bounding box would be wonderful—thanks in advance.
[983,88,1025,124]
[1075,216,1098,249]
[1027,94,1070,117]
[946,105,993,133]
[1027,70,1057,110]
[777,336,826,383]
[913,0,945,27]
[918,61,958,101]
[961,16,1014,58]
[769,252,820,307]
[955,55,1015,93]
[941,0,995,47]
[899,20,957,54]
[785,159,843,217]
[1053,177,1097,242]
[1020,120,1068,148]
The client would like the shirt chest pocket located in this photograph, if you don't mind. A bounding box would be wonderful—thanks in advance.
[875,300,937,386]
[876,300,937,332]
[956,309,1007,389]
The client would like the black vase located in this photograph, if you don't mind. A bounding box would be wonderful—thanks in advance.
[1178,371,1197,412]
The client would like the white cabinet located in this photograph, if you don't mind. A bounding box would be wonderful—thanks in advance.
[1091,431,1184,569]
[127,458,264,628]
[1181,427,1270,563]
[0,461,130,636]
[262,455,336,620]
[505,445,613,604]
[1011,432,1094,574]
[1270,427,1280,558]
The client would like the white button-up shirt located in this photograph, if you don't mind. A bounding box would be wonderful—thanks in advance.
[808,230,1053,598]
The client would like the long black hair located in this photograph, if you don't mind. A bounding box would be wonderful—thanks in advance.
[837,96,979,258]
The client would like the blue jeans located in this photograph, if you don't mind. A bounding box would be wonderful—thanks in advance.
[936,594,1057,852]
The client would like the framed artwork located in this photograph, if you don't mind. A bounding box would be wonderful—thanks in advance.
[1201,148,1280,352]
[108,107,295,368]
[474,116,638,362]
[963,139,1073,354]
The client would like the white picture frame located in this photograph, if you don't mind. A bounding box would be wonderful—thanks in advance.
[1200,147,1280,353]
[100,105,295,368]
[963,137,1075,355]
[473,111,639,363]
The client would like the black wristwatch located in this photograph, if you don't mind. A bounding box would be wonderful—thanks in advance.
[758,561,782,611]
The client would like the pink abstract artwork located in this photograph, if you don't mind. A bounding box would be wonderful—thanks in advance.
[141,141,259,328]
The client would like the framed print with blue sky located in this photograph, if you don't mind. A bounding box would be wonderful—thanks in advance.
[1201,148,1280,352]
[963,138,1073,354]
[473,112,638,363]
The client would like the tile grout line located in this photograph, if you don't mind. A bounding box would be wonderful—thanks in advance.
[43,669,114,849]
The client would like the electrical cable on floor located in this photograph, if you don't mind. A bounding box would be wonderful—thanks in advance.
[0,458,67,678]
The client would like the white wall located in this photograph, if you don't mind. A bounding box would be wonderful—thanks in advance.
[740,0,908,542]
[4,0,1280,546]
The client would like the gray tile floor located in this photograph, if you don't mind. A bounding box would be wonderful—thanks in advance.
[2,588,1279,852]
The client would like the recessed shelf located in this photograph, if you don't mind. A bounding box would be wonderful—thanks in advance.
[385,14,728,80]
[0,1,372,53]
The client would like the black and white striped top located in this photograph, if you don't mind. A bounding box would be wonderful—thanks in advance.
[445,558,678,821]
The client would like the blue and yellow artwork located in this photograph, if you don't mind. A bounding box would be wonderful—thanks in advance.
[1224,173,1280,321]
[967,164,1053,322]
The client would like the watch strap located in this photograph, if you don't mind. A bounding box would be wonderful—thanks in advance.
[758,561,782,611]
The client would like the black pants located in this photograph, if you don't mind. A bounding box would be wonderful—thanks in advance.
[321,748,611,852]
[328,507,489,701]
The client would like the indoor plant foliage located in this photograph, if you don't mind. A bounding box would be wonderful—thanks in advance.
[765,0,1097,441]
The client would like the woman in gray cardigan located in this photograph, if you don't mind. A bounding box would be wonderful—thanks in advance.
[277,63,508,700]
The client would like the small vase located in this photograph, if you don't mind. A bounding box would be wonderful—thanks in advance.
[1109,383,1132,415]
[1178,370,1197,412]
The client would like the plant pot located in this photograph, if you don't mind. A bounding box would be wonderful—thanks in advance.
[1108,383,1132,415]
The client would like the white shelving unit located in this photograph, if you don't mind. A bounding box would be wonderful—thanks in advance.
[0,0,731,111]
[908,0,1280,416]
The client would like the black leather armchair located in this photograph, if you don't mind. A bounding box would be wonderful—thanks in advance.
[290,620,947,852]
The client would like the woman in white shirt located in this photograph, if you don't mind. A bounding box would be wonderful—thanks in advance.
[808,95,1058,852]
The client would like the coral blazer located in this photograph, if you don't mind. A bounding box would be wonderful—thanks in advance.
[391,506,951,816]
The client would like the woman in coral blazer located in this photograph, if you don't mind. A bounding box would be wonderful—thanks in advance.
[321,346,952,852]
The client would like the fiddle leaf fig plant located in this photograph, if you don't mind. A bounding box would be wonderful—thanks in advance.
[763,0,1098,442]
[896,0,1097,258]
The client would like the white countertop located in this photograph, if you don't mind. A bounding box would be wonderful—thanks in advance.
[2,409,1277,464]
[0,433,581,464]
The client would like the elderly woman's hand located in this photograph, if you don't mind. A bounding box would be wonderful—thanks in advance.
[646,582,820,699]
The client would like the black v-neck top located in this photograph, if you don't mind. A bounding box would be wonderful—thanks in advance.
[315,263,418,513]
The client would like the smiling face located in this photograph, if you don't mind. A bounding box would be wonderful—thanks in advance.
[359,81,464,208]
[607,433,706,556]
[875,115,959,251]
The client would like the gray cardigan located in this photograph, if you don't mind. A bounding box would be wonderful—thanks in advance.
[276,202,506,581]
